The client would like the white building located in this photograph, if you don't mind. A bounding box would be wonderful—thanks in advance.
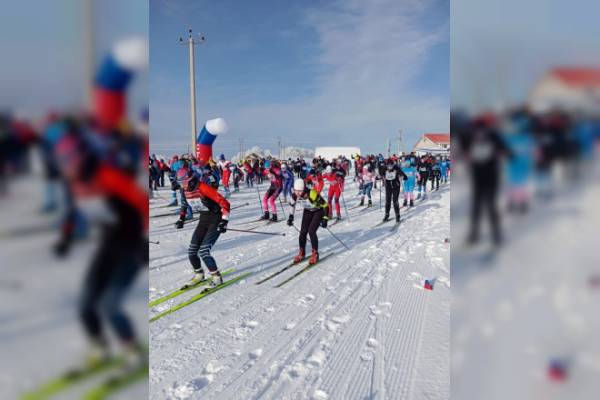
[314,146,361,161]
[529,68,600,113]
[412,133,450,156]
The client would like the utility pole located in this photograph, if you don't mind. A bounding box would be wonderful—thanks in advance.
[277,136,282,160]
[397,129,403,155]
[179,29,205,157]
[83,0,95,109]
[386,138,391,157]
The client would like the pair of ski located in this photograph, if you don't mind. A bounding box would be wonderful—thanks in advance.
[151,210,180,219]
[255,252,336,287]
[327,218,341,227]
[149,269,251,322]
[348,203,368,211]
[372,217,403,231]
[242,218,283,230]
[21,357,147,400]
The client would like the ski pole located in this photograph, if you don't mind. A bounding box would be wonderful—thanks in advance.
[226,227,285,236]
[341,191,350,221]
[379,182,382,211]
[278,196,287,220]
[256,183,263,213]
[232,202,250,211]
[149,240,160,245]
[326,227,350,251]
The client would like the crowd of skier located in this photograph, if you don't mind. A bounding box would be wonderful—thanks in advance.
[452,106,600,248]
[150,151,451,289]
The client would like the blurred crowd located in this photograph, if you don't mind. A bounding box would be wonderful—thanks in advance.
[0,113,37,195]
[150,150,451,225]
[452,106,599,247]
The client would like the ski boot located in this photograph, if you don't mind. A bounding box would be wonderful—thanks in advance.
[120,341,148,374]
[403,199,407,207]
[208,270,223,287]
[260,211,270,220]
[270,213,278,222]
[84,338,111,369]
[383,214,390,222]
[395,214,400,223]
[416,192,421,200]
[409,199,414,207]
[359,198,365,206]
[293,248,305,264]
[308,249,319,265]
[367,199,373,207]
[181,270,205,290]
[336,215,342,222]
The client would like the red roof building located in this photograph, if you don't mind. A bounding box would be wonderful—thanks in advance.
[413,133,451,155]
[551,68,600,87]
[529,67,600,112]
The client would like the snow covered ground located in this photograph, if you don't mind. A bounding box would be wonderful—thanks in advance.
[0,175,148,399]
[451,160,600,400]
[149,178,450,399]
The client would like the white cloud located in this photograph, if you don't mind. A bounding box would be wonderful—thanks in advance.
[233,0,448,152]
[152,0,449,154]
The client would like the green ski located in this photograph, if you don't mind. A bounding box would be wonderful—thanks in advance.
[150,272,252,323]
[21,358,125,400]
[148,268,235,307]
[255,261,296,285]
[83,364,148,400]
[274,253,336,288]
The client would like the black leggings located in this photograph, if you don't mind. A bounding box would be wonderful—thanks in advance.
[418,172,429,192]
[80,230,142,343]
[299,208,324,252]
[431,171,440,190]
[188,212,221,273]
[385,185,400,216]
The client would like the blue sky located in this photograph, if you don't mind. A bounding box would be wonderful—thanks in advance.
[0,0,147,119]
[452,0,600,112]
[150,0,449,157]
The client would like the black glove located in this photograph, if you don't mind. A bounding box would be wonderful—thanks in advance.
[175,219,184,229]
[287,215,294,226]
[218,219,228,233]
[321,217,328,228]
[53,239,70,258]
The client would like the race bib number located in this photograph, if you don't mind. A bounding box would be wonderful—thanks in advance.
[385,171,397,180]
[297,198,315,210]
[471,142,493,162]
[188,199,207,212]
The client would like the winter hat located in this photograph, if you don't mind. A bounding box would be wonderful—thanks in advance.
[293,178,305,191]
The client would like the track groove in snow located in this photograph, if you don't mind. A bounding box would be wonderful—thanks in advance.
[150,181,449,399]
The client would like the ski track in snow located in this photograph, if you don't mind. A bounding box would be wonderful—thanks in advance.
[150,181,450,400]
